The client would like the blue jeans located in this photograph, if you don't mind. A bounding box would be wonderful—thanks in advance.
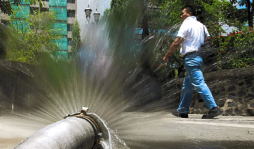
[177,53,217,114]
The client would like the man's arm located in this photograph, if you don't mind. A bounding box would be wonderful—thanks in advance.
[163,37,184,63]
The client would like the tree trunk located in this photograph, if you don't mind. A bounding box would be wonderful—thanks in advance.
[251,0,254,28]
[247,0,253,28]
[142,0,149,39]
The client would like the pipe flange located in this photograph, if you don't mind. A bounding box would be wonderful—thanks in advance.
[64,107,102,149]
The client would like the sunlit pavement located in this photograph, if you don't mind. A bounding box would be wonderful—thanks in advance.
[121,113,254,149]
[0,116,46,149]
[1,113,254,149]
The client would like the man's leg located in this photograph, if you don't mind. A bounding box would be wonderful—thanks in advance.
[188,65,220,118]
[177,71,194,114]
[186,56,217,109]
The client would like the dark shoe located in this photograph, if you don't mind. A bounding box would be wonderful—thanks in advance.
[202,107,220,119]
[172,110,188,118]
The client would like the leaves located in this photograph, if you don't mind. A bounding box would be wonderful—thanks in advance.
[6,8,60,64]
[213,27,254,69]
[0,0,43,15]
[71,20,80,52]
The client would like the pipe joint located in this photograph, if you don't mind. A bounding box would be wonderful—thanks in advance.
[64,107,102,149]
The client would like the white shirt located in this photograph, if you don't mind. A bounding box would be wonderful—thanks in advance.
[177,16,210,56]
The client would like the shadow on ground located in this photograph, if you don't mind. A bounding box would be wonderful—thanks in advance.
[127,140,254,149]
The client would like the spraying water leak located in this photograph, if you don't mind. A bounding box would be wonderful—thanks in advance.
[1,0,254,149]
[0,1,167,148]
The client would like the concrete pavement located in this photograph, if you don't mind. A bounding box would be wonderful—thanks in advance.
[122,113,254,149]
[0,113,254,149]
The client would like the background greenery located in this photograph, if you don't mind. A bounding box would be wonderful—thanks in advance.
[5,8,61,64]
[109,0,254,81]
[1,0,254,79]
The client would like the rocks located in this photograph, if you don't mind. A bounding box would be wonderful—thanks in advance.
[250,102,254,108]
[238,82,244,86]
[246,94,254,101]
[218,99,225,107]
[251,87,254,93]
[225,108,233,115]
[245,81,253,87]
[228,86,236,92]
[166,67,254,116]
[228,101,236,107]
[228,93,237,99]
[237,103,247,110]
[235,108,242,116]
[238,90,246,97]
[247,109,254,116]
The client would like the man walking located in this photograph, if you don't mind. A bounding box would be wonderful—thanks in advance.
[163,5,220,119]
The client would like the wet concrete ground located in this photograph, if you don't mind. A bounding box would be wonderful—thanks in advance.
[121,113,254,149]
[0,113,254,149]
[0,116,46,149]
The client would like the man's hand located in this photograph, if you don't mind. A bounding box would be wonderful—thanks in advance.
[162,37,184,64]
[163,56,169,64]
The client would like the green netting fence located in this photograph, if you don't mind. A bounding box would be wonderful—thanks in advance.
[11,5,30,32]
[51,23,67,35]
[11,5,30,19]
[49,0,67,7]
[55,37,68,51]
[11,0,30,5]
[49,7,67,21]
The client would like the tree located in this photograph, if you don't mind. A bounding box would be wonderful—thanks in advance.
[110,0,127,9]
[6,8,61,64]
[231,0,254,28]
[0,24,8,58]
[0,0,43,15]
[159,0,245,36]
[71,20,80,52]
[110,0,150,39]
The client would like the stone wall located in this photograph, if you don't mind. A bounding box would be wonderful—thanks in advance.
[164,67,254,116]
[0,60,41,114]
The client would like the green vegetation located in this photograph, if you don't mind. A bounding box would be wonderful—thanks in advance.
[6,7,61,64]
[71,20,81,52]
[0,0,43,15]
[108,0,254,81]
[213,27,254,69]
[230,0,254,28]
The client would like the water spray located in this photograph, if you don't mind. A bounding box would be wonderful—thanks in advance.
[14,107,110,149]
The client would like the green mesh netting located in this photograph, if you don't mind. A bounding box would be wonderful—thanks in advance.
[11,0,30,4]
[49,7,67,21]
[11,5,30,32]
[49,0,67,7]
[55,37,68,51]
[11,5,30,19]
[21,0,30,4]
[52,23,67,35]
[10,20,30,32]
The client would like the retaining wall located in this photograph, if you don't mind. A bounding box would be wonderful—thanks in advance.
[164,67,254,116]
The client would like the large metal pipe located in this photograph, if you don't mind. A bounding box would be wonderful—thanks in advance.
[14,116,97,149]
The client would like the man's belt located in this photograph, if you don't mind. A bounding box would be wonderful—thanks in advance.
[182,51,198,59]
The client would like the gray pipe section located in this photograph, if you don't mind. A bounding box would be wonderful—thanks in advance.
[14,117,96,149]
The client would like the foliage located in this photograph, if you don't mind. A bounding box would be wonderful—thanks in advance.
[0,24,8,58]
[145,0,249,79]
[0,0,43,15]
[213,27,254,69]
[159,0,245,36]
[110,0,128,9]
[71,20,80,52]
[230,0,254,28]
[6,8,61,64]
[108,0,251,80]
